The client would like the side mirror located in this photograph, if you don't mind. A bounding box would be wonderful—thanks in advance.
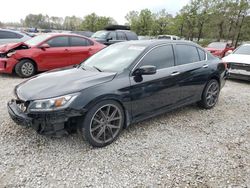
[107,37,112,42]
[225,50,233,56]
[39,43,50,49]
[132,65,157,76]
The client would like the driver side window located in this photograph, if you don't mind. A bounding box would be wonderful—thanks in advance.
[140,45,175,69]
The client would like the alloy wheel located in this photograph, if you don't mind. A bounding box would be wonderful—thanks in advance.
[90,104,122,144]
[21,62,34,77]
[206,82,219,107]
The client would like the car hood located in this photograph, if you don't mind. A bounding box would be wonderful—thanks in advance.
[16,67,116,101]
[223,54,250,64]
[205,47,222,52]
[0,42,27,53]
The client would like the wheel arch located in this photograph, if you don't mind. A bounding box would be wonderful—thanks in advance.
[13,57,38,73]
[208,74,221,88]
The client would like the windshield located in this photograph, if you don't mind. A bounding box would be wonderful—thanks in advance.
[207,42,226,49]
[82,43,146,72]
[25,34,52,46]
[234,45,250,55]
[91,31,108,39]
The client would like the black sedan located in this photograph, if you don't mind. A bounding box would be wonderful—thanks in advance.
[7,40,228,147]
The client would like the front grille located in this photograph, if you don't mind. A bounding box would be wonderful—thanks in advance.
[0,53,6,58]
[229,63,250,71]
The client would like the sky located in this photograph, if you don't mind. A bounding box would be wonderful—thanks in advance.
[0,0,190,24]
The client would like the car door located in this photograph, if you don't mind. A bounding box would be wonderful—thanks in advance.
[129,45,180,120]
[105,31,118,45]
[37,36,71,70]
[173,44,210,105]
[69,36,93,65]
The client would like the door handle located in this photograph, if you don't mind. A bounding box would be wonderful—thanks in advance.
[171,71,180,76]
[88,48,93,51]
[202,64,208,68]
[65,49,69,51]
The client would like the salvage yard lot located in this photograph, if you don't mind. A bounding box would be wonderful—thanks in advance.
[0,74,249,187]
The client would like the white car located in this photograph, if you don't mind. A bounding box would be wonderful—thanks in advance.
[223,44,250,81]
[157,35,180,40]
[0,29,31,45]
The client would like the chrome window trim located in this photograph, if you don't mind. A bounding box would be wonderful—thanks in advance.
[131,43,208,75]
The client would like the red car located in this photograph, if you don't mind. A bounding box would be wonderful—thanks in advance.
[205,42,234,58]
[0,33,105,77]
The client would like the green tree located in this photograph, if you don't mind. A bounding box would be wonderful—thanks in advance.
[152,9,173,35]
[81,13,116,31]
[126,9,154,35]
[63,16,82,30]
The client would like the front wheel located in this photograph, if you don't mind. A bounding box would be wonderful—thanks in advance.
[197,79,220,109]
[79,100,125,147]
[15,59,36,78]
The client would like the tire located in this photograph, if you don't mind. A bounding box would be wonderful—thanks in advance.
[197,79,220,109]
[78,100,125,147]
[15,59,36,78]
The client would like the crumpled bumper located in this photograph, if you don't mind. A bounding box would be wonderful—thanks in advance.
[0,58,18,73]
[7,100,84,136]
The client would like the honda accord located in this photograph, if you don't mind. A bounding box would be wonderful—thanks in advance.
[7,40,228,147]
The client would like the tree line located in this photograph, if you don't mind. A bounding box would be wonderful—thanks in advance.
[126,0,250,46]
[18,13,117,32]
[1,0,250,46]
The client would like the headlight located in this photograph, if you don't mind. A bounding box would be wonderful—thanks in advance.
[28,93,79,112]
[7,51,16,57]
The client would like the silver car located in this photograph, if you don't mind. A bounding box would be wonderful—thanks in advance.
[0,29,31,45]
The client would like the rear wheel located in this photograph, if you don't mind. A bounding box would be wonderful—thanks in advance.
[79,100,124,147]
[197,79,220,109]
[15,59,36,78]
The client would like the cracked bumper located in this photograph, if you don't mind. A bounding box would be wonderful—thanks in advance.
[7,100,84,135]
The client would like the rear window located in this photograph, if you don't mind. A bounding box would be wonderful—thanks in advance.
[70,36,92,46]
[175,45,200,65]
[117,32,127,40]
[125,31,138,40]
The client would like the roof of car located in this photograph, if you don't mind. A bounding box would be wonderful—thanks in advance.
[120,39,200,48]
[37,33,91,38]
[0,28,25,34]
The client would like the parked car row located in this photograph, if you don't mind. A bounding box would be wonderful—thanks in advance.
[1,26,249,82]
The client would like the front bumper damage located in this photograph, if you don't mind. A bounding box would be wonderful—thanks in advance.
[0,57,18,73]
[7,99,84,136]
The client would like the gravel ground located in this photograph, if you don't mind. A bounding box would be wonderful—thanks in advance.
[0,74,249,187]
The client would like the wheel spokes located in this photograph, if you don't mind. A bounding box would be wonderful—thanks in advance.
[90,104,122,144]
[206,82,219,106]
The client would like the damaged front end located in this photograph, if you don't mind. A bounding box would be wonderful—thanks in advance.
[7,94,85,137]
[0,42,29,58]
[0,43,30,73]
